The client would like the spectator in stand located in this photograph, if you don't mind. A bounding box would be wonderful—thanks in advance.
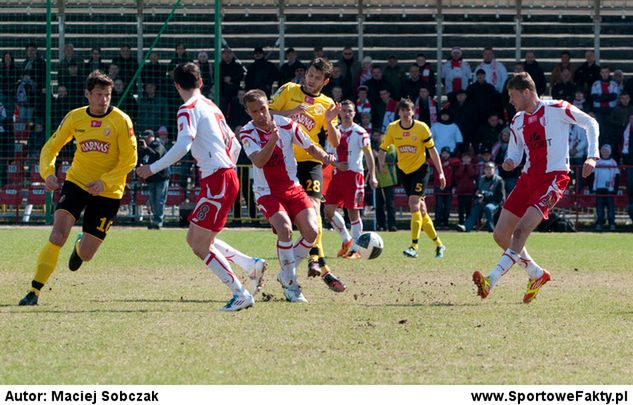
[441,46,471,100]
[245,46,280,98]
[474,47,507,93]
[378,88,398,133]
[292,66,305,85]
[501,62,525,120]
[476,112,504,153]
[569,123,589,169]
[467,68,503,126]
[593,144,619,231]
[22,44,45,96]
[431,109,462,154]
[338,47,361,96]
[414,86,437,126]
[107,63,120,82]
[613,69,625,93]
[58,43,83,86]
[591,65,620,141]
[61,62,84,109]
[52,85,72,127]
[136,83,168,133]
[550,50,574,90]
[219,48,244,111]
[313,46,325,59]
[383,55,405,100]
[355,85,371,122]
[477,146,494,174]
[551,68,576,103]
[227,88,250,130]
[432,147,454,229]
[15,73,36,126]
[0,95,11,186]
[523,51,546,96]
[356,56,373,88]
[608,92,633,156]
[492,127,521,194]
[28,120,45,159]
[280,47,304,85]
[453,152,479,225]
[110,78,137,122]
[167,43,192,76]
[366,65,391,108]
[415,53,435,96]
[574,50,601,94]
[1,51,19,106]
[573,88,592,112]
[142,51,167,94]
[331,86,343,103]
[85,47,107,75]
[457,161,504,232]
[138,129,170,230]
[323,63,350,99]
[196,52,214,97]
[372,131,397,231]
[157,126,173,150]
[112,44,138,86]
[619,114,633,222]
[360,112,372,133]
[402,63,426,102]
[447,89,477,151]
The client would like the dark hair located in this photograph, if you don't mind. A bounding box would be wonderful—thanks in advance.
[242,89,267,105]
[307,57,333,79]
[173,62,201,90]
[340,99,354,108]
[506,71,536,92]
[397,98,414,111]
[85,70,113,91]
[561,51,571,57]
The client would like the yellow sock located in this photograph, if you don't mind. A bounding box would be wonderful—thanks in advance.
[410,211,422,247]
[422,213,443,247]
[31,241,62,293]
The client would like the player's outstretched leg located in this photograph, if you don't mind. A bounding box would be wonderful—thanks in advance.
[214,239,267,295]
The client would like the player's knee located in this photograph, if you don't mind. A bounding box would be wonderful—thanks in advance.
[492,229,508,248]
[278,224,294,241]
[49,229,70,246]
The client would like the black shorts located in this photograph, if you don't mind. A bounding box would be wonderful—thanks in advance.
[56,181,121,240]
[398,164,429,197]
[296,161,323,198]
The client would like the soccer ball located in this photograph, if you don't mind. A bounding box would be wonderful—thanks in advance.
[355,232,384,260]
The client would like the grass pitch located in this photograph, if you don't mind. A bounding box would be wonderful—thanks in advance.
[1,226,632,384]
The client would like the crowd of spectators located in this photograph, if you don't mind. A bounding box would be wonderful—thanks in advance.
[1,42,632,228]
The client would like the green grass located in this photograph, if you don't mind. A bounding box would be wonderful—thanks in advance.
[1,227,633,384]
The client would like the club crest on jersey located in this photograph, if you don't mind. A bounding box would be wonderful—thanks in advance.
[103,126,112,136]
[313,104,324,115]
[412,136,418,141]
[79,139,110,153]
[304,96,315,105]
[539,116,548,126]
[91,120,102,128]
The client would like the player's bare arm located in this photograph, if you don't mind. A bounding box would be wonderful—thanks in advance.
[324,103,341,147]
[363,147,378,189]
[269,104,308,117]
[377,149,387,174]
[247,126,280,168]
[306,144,336,166]
[428,147,446,190]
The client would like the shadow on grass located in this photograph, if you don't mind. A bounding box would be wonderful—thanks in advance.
[92,298,223,304]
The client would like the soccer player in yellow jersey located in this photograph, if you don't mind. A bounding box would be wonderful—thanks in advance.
[378,98,447,259]
[269,57,346,292]
[19,71,137,305]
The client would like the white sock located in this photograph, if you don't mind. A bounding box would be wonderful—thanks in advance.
[331,211,352,242]
[293,236,314,266]
[204,249,247,296]
[489,248,520,287]
[277,240,297,286]
[214,239,253,275]
[517,247,544,280]
[351,219,362,243]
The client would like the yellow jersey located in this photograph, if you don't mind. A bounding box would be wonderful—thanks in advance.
[269,82,337,163]
[40,106,138,199]
[380,119,435,174]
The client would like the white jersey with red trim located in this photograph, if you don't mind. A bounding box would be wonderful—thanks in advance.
[508,99,599,175]
[335,123,370,174]
[175,94,239,178]
[239,115,313,199]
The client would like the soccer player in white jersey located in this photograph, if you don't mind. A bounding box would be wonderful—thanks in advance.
[136,63,265,312]
[472,72,599,303]
[240,89,336,303]
[324,100,378,259]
